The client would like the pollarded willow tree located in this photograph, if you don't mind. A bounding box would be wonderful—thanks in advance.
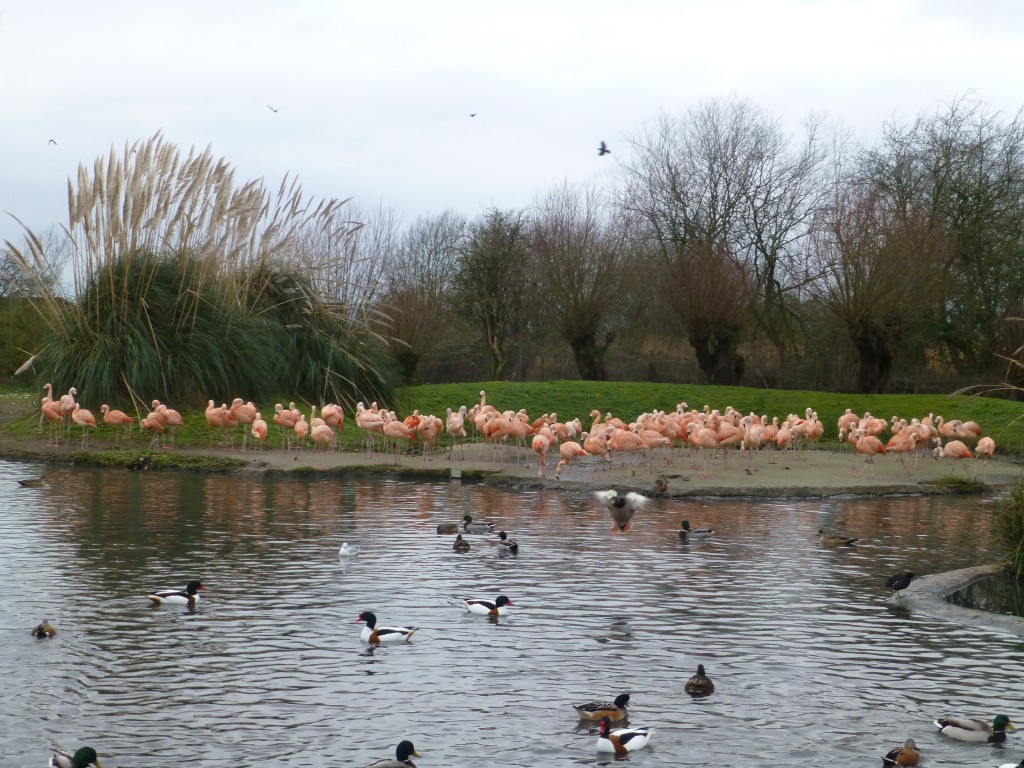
[529,182,639,380]
[620,98,827,384]
[810,182,950,393]
[3,131,398,408]
[860,95,1024,376]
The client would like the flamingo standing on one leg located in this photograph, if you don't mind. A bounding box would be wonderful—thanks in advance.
[251,412,268,450]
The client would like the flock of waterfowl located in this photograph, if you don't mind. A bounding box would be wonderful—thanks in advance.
[24,387,1013,766]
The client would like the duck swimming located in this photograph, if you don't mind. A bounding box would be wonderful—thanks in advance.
[452,534,470,552]
[679,520,714,541]
[32,619,57,638]
[881,737,919,767]
[684,663,714,696]
[594,489,647,532]
[49,747,101,768]
[572,693,630,721]
[596,715,654,757]
[497,531,519,553]
[362,739,419,768]
[934,714,1016,742]
[818,529,859,547]
[357,611,418,644]
[147,580,204,605]
[463,595,514,616]
[462,514,495,533]
[339,542,360,556]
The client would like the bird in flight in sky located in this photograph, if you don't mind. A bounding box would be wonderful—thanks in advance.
[470,113,477,117]
[267,105,282,113]
[48,139,57,145]
[598,141,611,156]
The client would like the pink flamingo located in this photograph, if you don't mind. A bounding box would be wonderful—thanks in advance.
[101,404,135,443]
[71,403,97,449]
[293,413,309,450]
[141,410,165,450]
[310,423,334,452]
[154,401,184,447]
[446,405,467,460]
[853,428,887,475]
[975,435,996,481]
[251,412,268,450]
[532,433,550,477]
[555,440,589,478]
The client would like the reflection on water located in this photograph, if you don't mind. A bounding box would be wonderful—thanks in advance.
[1,460,1021,767]
[946,574,1024,616]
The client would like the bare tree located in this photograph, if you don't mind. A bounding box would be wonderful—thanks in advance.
[621,98,827,383]
[860,95,1024,375]
[811,182,950,393]
[529,182,638,380]
[382,211,466,382]
[454,208,529,380]
[0,225,71,298]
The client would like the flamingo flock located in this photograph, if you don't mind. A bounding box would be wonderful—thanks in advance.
[32,385,1000,480]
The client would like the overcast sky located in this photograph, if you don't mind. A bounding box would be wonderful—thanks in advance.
[2,0,1022,249]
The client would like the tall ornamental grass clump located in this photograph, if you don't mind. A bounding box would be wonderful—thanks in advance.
[4,132,397,407]
[995,485,1024,578]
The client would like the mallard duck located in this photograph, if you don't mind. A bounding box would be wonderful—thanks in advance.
[147,579,204,605]
[452,534,470,552]
[362,739,419,768]
[596,715,654,757]
[653,477,668,494]
[462,514,495,533]
[17,476,45,488]
[49,747,101,768]
[497,531,519,553]
[818,528,859,547]
[357,611,418,644]
[680,520,714,541]
[684,663,714,696]
[882,737,920,767]
[998,760,1024,768]
[436,521,459,534]
[886,571,914,598]
[31,619,57,638]
[594,490,647,532]
[339,542,360,556]
[572,693,630,721]
[463,595,513,616]
[934,714,1016,742]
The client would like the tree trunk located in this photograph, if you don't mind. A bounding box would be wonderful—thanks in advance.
[688,323,745,385]
[850,319,894,394]
[567,331,609,381]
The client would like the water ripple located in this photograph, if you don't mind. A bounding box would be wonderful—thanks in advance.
[0,461,1020,766]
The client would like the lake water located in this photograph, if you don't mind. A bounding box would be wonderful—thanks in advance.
[3,459,1023,767]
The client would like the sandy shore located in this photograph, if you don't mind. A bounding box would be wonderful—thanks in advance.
[5,426,1021,497]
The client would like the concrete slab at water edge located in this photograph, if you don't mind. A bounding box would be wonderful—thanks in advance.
[902,564,1024,638]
